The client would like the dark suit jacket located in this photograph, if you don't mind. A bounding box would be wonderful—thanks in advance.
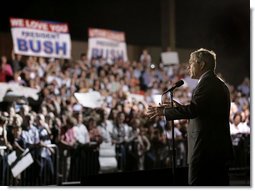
[165,71,233,184]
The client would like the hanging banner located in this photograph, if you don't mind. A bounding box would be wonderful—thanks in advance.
[10,18,71,59]
[87,28,128,63]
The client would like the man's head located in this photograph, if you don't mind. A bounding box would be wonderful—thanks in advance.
[188,48,216,79]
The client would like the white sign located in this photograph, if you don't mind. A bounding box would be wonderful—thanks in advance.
[0,82,40,102]
[9,149,34,178]
[10,18,71,59]
[161,51,179,65]
[7,151,17,166]
[127,93,145,103]
[99,142,117,172]
[87,28,128,63]
[74,91,103,109]
[152,94,162,105]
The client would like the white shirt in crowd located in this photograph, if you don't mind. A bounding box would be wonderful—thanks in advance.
[73,123,90,144]
[230,122,250,135]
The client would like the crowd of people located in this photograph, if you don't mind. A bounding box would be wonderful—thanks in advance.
[0,49,250,185]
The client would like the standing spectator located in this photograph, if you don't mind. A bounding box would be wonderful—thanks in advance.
[0,115,12,185]
[139,66,153,91]
[80,52,88,64]
[9,114,24,185]
[10,114,24,154]
[36,114,54,185]
[10,50,24,72]
[69,112,90,181]
[164,122,186,167]
[21,114,40,185]
[59,116,76,182]
[73,112,90,146]
[37,57,47,78]
[0,55,13,82]
[111,112,131,171]
[86,117,102,176]
[0,115,11,149]
[97,109,117,172]
[130,119,150,171]
[140,49,152,66]
[97,109,112,143]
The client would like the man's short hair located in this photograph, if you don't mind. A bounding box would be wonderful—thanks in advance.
[191,48,216,71]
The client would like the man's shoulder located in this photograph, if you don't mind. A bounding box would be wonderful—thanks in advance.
[199,72,226,88]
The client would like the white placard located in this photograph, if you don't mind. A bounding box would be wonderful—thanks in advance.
[161,51,179,65]
[7,151,17,166]
[10,149,34,178]
[127,93,145,103]
[74,91,103,109]
[0,82,40,102]
[152,94,162,105]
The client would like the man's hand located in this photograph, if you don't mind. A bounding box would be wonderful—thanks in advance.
[162,100,182,107]
[146,104,165,120]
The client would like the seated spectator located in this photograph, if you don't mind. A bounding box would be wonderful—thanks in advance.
[230,113,250,135]
[237,77,250,96]
[230,113,250,168]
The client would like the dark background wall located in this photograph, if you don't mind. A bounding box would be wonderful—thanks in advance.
[0,0,250,85]
[0,0,161,45]
[175,0,250,85]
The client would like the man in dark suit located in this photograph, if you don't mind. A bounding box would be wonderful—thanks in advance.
[147,48,233,185]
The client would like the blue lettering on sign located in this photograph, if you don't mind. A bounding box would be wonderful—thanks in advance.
[17,38,28,51]
[91,48,124,61]
[29,40,41,53]
[44,41,53,54]
[56,42,67,55]
[92,48,103,59]
[16,38,67,56]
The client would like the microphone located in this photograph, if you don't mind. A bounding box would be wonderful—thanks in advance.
[162,80,184,95]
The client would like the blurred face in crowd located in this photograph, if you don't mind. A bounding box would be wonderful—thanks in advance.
[1,56,7,64]
[28,115,34,126]
[36,114,45,126]
[13,115,23,127]
[233,114,242,126]
[74,112,83,124]
[117,112,125,124]
[41,106,48,116]
[16,54,22,61]
[89,118,96,128]
[9,107,16,117]
[20,105,30,116]
[12,126,22,138]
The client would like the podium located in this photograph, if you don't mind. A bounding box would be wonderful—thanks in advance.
[81,167,188,186]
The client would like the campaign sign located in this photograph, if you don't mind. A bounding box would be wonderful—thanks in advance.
[87,28,128,64]
[10,18,71,59]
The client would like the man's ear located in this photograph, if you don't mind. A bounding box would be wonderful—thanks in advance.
[200,61,206,70]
